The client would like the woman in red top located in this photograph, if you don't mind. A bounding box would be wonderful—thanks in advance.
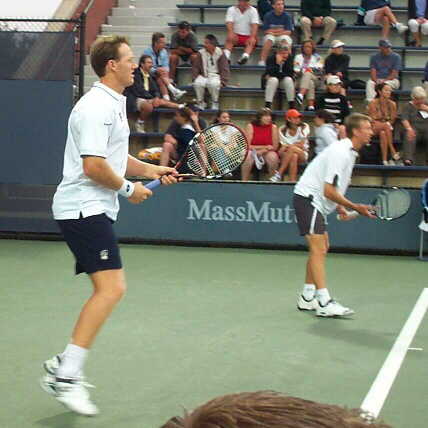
[241,108,279,181]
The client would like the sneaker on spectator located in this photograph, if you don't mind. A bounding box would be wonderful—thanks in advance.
[237,54,249,65]
[135,120,145,133]
[317,37,325,46]
[306,105,315,111]
[382,160,389,166]
[395,22,408,34]
[296,93,304,105]
[265,101,272,109]
[258,60,266,66]
[252,149,265,170]
[196,101,206,111]
[173,88,187,101]
[211,101,219,110]
[269,171,282,182]
[388,159,396,165]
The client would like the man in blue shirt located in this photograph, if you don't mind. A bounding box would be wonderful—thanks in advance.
[366,39,401,102]
[144,32,186,101]
[259,0,293,65]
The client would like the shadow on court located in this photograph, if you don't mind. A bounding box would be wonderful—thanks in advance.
[35,412,79,428]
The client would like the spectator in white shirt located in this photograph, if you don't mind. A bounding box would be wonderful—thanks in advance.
[294,40,324,111]
[314,109,339,155]
[192,35,230,111]
[224,0,260,65]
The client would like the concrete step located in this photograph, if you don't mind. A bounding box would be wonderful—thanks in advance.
[108,15,176,26]
[101,24,172,33]
[119,0,183,7]
[182,0,407,6]
[112,7,178,17]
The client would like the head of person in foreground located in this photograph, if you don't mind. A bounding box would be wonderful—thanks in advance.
[159,390,391,428]
[345,113,373,150]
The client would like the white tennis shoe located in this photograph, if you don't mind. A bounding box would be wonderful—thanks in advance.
[40,355,98,416]
[316,299,355,317]
[297,294,319,311]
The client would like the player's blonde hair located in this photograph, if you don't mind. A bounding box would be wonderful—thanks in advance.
[345,113,371,138]
[90,35,130,77]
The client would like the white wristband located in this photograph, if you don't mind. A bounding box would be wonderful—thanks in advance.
[118,179,135,198]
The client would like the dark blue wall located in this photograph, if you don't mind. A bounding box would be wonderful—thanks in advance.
[0,80,72,185]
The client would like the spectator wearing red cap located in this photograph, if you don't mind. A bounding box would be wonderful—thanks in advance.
[241,108,279,180]
[270,109,310,182]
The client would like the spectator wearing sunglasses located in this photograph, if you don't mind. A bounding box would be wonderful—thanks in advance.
[192,35,230,111]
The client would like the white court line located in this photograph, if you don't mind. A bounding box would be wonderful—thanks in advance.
[361,288,428,418]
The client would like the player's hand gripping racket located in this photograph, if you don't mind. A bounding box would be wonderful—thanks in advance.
[337,187,411,221]
[145,123,248,190]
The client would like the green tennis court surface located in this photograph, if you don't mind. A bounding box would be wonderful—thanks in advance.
[0,239,426,428]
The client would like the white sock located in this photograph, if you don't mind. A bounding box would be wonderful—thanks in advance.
[163,94,171,101]
[242,52,249,59]
[167,83,178,94]
[178,104,185,108]
[57,343,88,379]
[224,49,231,60]
[137,119,144,124]
[315,288,331,306]
[302,283,316,300]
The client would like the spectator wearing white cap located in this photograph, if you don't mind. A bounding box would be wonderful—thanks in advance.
[258,0,294,66]
[408,0,428,47]
[366,39,401,102]
[324,40,350,96]
[316,75,350,138]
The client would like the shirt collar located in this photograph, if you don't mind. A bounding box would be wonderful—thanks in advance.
[93,81,124,101]
[341,138,359,156]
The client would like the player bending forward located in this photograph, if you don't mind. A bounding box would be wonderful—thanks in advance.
[40,35,178,416]
[293,113,375,317]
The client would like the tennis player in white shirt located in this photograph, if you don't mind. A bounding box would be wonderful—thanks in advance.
[40,35,179,416]
[293,113,376,317]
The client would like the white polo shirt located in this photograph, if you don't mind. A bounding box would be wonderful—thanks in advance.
[225,5,260,35]
[294,138,358,216]
[52,82,129,221]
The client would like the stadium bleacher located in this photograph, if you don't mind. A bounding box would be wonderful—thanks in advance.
[88,0,428,185]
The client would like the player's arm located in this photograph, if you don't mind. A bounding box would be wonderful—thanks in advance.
[324,183,375,218]
[126,154,179,184]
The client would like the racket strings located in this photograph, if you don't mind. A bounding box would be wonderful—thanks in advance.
[374,189,411,220]
[185,125,247,178]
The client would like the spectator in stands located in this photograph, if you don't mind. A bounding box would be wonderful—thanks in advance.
[324,40,350,97]
[270,109,310,182]
[257,0,273,20]
[224,0,260,65]
[294,40,324,111]
[160,103,208,166]
[401,86,428,165]
[316,75,350,138]
[362,0,408,39]
[366,39,401,102]
[192,35,230,111]
[367,82,400,165]
[423,60,428,94]
[314,109,339,155]
[408,0,428,46]
[144,32,186,101]
[258,0,294,66]
[263,45,295,109]
[160,390,392,428]
[213,110,232,124]
[125,55,184,133]
[169,21,199,82]
[241,108,279,180]
[300,0,337,46]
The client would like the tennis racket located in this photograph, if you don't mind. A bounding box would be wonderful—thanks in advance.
[337,187,411,221]
[145,123,248,190]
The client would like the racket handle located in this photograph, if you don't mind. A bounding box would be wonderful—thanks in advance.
[336,210,359,221]
[145,179,162,190]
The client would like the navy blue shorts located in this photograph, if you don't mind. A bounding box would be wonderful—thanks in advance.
[57,214,122,275]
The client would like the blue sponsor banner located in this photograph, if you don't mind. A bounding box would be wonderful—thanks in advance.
[115,182,423,252]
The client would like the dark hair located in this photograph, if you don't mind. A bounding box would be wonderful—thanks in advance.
[205,34,219,47]
[375,82,391,98]
[138,54,152,67]
[175,107,193,122]
[315,109,335,123]
[152,32,165,47]
[90,35,130,78]
[252,108,272,126]
[301,39,316,54]
[178,21,191,30]
[213,110,230,124]
[162,391,392,428]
